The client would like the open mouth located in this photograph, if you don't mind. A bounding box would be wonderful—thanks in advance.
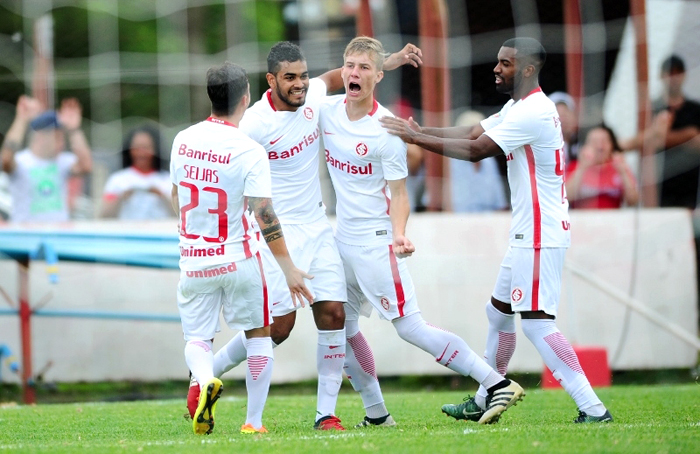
[495,76,503,84]
[289,88,306,97]
[349,82,361,93]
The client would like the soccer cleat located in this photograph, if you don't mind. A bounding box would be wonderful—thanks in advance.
[186,372,201,420]
[192,378,223,435]
[441,395,484,422]
[354,414,397,428]
[241,423,269,434]
[478,380,524,424]
[314,415,346,430]
[574,409,613,423]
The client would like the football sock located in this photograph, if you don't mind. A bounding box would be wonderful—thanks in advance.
[245,337,274,429]
[345,319,388,417]
[184,339,214,386]
[316,329,346,422]
[392,313,503,386]
[213,331,278,378]
[213,331,246,377]
[521,319,605,416]
[477,301,517,409]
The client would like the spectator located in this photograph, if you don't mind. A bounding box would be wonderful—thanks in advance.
[100,125,173,219]
[449,110,508,212]
[549,91,579,162]
[620,55,700,208]
[566,124,639,209]
[0,96,92,222]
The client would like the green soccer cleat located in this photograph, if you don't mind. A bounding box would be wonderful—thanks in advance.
[192,378,223,435]
[441,396,484,422]
[574,409,613,423]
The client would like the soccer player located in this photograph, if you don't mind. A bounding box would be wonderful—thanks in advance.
[191,41,423,431]
[171,62,313,435]
[380,37,613,423]
[322,36,524,426]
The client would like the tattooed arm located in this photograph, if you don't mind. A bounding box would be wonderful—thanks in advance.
[249,196,314,307]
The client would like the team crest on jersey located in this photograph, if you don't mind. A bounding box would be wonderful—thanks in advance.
[511,287,525,303]
[303,107,313,120]
[356,142,369,157]
[380,297,390,311]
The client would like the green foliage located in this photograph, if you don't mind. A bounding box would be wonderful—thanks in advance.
[0,385,698,453]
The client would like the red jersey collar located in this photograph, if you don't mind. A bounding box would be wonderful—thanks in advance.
[206,116,237,128]
[521,86,543,100]
[266,89,276,111]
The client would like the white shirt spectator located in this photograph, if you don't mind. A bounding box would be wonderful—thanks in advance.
[102,167,173,220]
[10,149,76,222]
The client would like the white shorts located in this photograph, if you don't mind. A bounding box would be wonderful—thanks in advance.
[258,220,347,317]
[177,253,272,341]
[492,246,566,317]
[336,240,419,322]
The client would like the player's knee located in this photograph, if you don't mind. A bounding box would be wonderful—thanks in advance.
[270,313,295,345]
[313,301,345,330]
[490,297,513,314]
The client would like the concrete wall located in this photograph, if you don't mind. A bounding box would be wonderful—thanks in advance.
[0,209,696,384]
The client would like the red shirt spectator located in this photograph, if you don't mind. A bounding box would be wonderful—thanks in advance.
[565,125,639,209]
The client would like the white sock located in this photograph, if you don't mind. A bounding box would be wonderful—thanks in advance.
[245,337,274,428]
[316,329,346,422]
[477,302,517,409]
[521,319,605,416]
[185,339,214,385]
[214,331,279,378]
[392,313,503,386]
[344,320,388,418]
[213,331,246,378]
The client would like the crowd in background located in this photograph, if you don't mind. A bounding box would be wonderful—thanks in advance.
[0,55,698,223]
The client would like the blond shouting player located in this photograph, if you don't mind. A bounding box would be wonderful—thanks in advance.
[381,37,612,424]
[322,36,524,426]
[171,62,313,435]
[194,41,422,431]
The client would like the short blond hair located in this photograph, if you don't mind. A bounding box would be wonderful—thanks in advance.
[343,36,388,71]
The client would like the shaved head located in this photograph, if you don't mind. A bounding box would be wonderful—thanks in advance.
[502,37,546,73]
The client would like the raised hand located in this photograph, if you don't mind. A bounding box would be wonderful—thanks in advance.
[15,95,43,122]
[384,43,423,70]
[57,98,83,131]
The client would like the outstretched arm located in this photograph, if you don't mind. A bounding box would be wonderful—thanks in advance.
[249,196,314,307]
[380,116,501,162]
[58,98,92,175]
[1,95,42,173]
[318,43,424,92]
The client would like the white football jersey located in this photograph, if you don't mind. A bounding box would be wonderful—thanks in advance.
[170,117,272,270]
[239,78,327,225]
[482,87,570,249]
[320,95,408,246]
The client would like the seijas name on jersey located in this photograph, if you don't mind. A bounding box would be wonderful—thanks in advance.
[177,143,223,183]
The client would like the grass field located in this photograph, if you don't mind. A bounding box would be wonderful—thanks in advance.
[1,384,698,453]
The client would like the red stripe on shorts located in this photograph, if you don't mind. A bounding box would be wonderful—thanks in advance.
[241,197,252,259]
[532,248,541,311]
[388,245,405,317]
[255,251,270,326]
